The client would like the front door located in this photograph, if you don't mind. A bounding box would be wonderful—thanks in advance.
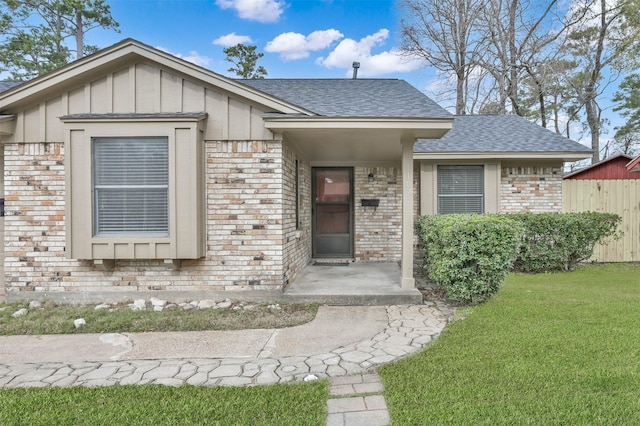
[312,167,354,258]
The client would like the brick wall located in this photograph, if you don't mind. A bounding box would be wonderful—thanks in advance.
[282,142,311,286]
[354,166,402,262]
[500,164,563,213]
[4,143,69,294]
[205,140,285,288]
[3,140,289,300]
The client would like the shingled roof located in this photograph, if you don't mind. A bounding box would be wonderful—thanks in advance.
[0,81,22,94]
[239,78,451,119]
[414,114,592,153]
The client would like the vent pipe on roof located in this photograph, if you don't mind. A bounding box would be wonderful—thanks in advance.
[352,62,360,79]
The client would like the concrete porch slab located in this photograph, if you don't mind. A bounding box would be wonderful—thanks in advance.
[282,262,423,305]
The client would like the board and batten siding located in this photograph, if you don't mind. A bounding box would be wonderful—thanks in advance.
[2,62,273,144]
[563,179,640,262]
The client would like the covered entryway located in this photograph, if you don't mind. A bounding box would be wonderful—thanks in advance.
[312,167,354,258]
[265,116,453,290]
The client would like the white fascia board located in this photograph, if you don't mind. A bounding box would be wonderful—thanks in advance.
[0,40,311,115]
[264,117,453,131]
[413,151,593,161]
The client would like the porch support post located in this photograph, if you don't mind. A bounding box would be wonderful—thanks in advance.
[401,138,415,288]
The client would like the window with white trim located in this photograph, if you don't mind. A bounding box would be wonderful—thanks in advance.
[437,165,484,214]
[93,137,169,236]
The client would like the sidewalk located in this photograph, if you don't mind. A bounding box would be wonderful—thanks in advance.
[0,302,456,425]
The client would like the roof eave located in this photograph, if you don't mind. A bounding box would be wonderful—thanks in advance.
[263,116,454,128]
[263,116,454,140]
[413,151,593,161]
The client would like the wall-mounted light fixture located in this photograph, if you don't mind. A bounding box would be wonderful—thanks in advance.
[368,173,374,182]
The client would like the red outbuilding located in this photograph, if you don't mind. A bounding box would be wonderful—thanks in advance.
[564,154,640,180]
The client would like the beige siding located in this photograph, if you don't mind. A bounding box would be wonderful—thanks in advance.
[112,68,130,113]
[90,77,109,113]
[205,90,229,139]
[23,106,39,142]
[563,179,640,262]
[228,98,251,140]
[3,62,273,143]
[135,63,161,112]
[45,97,64,141]
[182,79,205,112]
[161,72,181,112]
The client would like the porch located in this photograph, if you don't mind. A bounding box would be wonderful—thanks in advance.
[282,262,423,305]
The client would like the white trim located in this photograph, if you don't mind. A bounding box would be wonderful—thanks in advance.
[265,117,453,129]
[414,151,591,161]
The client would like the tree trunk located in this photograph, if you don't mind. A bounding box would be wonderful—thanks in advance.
[75,9,83,59]
[507,0,521,115]
[585,0,608,164]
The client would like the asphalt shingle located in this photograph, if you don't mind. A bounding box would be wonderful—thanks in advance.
[239,78,451,119]
[414,115,592,153]
[0,81,22,94]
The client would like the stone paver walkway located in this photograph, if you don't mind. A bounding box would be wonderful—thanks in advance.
[327,373,389,426]
[0,302,455,424]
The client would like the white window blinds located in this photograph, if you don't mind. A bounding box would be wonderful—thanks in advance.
[93,137,169,235]
[437,165,484,214]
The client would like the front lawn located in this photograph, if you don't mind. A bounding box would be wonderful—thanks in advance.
[381,263,640,425]
[0,302,317,335]
[0,381,328,426]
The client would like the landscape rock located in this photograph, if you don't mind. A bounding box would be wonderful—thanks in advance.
[28,301,42,309]
[11,308,28,318]
[198,299,217,309]
[74,318,86,328]
[215,299,232,309]
[153,305,164,312]
[131,299,147,311]
[95,304,110,310]
[150,297,167,307]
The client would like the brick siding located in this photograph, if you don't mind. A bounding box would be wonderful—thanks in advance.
[282,142,311,286]
[500,165,563,213]
[354,166,402,262]
[3,140,291,299]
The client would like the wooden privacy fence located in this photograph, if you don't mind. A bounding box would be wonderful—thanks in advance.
[563,179,640,262]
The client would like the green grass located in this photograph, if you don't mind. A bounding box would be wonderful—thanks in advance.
[381,263,640,425]
[0,381,328,426]
[0,302,317,335]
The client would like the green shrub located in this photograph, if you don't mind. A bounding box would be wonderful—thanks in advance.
[416,214,523,304]
[511,212,621,272]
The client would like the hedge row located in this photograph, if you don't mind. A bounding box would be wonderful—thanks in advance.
[416,212,621,304]
[416,214,523,304]
[511,212,621,272]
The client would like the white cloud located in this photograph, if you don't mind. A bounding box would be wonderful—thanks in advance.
[216,0,286,23]
[316,29,423,77]
[156,46,212,68]
[213,32,254,47]
[265,29,343,60]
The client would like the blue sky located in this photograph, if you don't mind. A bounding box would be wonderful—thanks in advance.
[88,0,436,92]
[79,0,625,153]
